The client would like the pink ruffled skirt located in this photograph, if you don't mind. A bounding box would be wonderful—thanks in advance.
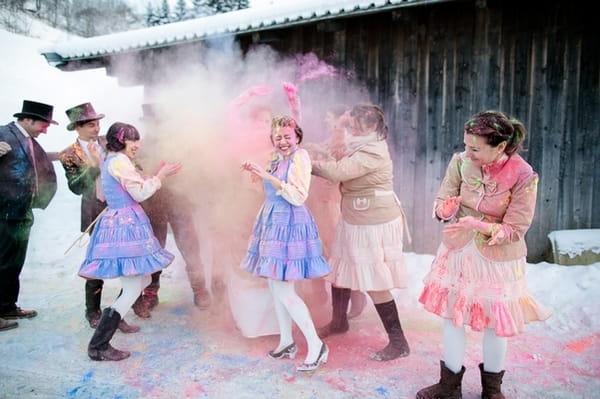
[326,216,407,291]
[419,240,552,337]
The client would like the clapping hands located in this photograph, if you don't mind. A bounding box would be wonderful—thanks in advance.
[155,160,182,180]
[241,161,268,179]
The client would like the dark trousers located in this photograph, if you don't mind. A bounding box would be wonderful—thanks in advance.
[145,193,206,294]
[85,278,104,313]
[0,218,33,313]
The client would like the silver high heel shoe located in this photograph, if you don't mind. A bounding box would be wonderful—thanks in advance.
[296,343,329,372]
[268,343,298,359]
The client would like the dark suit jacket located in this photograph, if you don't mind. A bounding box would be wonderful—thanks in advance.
[58,137,107,232]
[0,122,57,220]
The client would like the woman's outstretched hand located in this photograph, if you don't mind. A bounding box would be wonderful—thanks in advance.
[241,161,268,179]
[155,161,182,180]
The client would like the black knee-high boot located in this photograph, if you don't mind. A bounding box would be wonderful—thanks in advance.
[85,279,103,327]
[318,286,351,338]
[88,308,130,361]
[371,300,410,361]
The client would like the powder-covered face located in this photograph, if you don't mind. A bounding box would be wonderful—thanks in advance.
[21,119,50,138]
[271,125,299,158]
[123,139,140,160]
[75,120,100,142]
[463,133,506,167]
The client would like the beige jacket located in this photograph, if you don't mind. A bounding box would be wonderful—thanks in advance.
[435,152,538,261]
[312,140,403,226]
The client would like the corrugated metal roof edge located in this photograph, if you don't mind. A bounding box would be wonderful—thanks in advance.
[41,0,453,64]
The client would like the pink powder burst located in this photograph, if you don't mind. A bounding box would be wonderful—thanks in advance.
[295,53,339,85]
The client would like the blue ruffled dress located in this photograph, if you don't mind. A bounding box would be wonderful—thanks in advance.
[78,155,174,279]
[241,156,331,281]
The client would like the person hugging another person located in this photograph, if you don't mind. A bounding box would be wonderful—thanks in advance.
[78,122,181,361]
[304,104,368,321]
[416,110,551,399]
[240,115,331,372]
[309,103,411,362]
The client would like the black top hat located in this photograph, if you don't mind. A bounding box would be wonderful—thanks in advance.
[65,102,105,131]
[13,100,58,125]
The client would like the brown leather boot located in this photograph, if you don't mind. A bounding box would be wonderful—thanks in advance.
[317,286,351,338]
[479,363,506,399]
[416,360,465,399]
[371,300,409,361]
[88,308,130,361]
[132,295,151,319]
[117,318,140,333]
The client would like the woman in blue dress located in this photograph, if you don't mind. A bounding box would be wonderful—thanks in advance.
[79,122,181,361]
[241,115,331,372]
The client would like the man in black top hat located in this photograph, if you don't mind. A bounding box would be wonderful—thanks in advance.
[58,102,139,333]
[0,100,58,331]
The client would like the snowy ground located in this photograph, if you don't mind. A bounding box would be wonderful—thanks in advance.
[0,166,598,399]
[1,19,599,399]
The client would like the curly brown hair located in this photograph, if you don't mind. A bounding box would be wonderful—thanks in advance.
[464,110,526,155]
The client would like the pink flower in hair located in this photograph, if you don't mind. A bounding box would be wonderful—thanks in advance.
[117,127,125,143]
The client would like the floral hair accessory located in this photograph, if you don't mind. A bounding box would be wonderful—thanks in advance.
[117,127,126,143]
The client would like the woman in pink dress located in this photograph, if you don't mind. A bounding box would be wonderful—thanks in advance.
[416,110,551,399]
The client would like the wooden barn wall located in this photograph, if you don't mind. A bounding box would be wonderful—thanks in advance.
[241,0,599,262]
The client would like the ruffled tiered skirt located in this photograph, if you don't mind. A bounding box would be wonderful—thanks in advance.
[79,204,174,279]
[419,240,552,337]
[326,216,407,291]
[242,199,330,281]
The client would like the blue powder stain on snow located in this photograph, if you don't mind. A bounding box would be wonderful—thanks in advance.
[81,371,94,383]
[169,306,188,316]
[213,353,261,368]
[376,386,389,396]
[66,371,95,397]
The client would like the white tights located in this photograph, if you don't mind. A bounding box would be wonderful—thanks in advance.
[443,319,507,374]
[111,274,151,318]
[268,279,322,363]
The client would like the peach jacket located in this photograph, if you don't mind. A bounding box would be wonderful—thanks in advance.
[312,140,404,226]
[435,152,538,261]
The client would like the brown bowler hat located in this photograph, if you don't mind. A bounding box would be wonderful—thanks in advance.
[65,102,105,131]
[13,100,58,125]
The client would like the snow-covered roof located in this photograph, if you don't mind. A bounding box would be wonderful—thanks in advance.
[41,0,448,66]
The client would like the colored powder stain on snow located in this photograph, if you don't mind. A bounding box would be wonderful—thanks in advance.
[285,375,297,383]
[184,382,207,396]
[325,376,348,392]
[66,370,95,397]
[566,334,598,353]
[82,370,94,383]
[214,353,260,368]
[375,386,388,395]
